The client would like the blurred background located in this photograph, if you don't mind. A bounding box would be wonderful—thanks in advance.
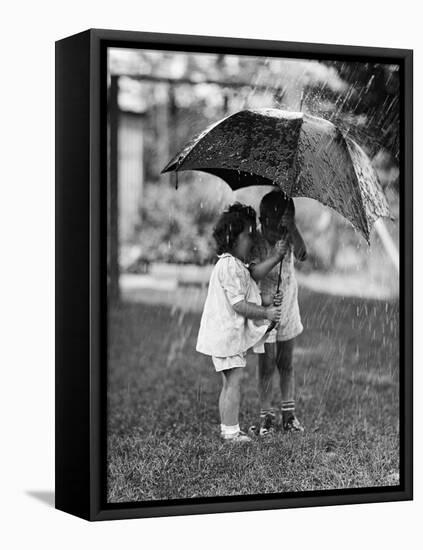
[107,48,400,308]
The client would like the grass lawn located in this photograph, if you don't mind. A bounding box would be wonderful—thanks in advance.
[107,288,399,503]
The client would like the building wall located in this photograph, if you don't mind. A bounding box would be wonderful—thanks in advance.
[118,111,144,243]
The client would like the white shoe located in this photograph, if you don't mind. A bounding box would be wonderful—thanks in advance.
[221,430,252,443]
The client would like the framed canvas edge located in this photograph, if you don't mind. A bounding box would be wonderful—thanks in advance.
[55,28,413,521]
[86,27,413,60]
[55,29,92,521]
[400,46,413,502]
[91,489,412,522]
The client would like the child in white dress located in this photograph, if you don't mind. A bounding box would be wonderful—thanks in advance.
[196,203,288,442]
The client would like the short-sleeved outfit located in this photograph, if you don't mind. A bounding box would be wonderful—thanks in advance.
[250,232,303,343]
[196,253,269,371]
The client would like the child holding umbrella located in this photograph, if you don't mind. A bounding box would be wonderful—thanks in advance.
[249,190,307,436]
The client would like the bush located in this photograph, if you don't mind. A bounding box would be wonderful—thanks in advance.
[136,178,232,264]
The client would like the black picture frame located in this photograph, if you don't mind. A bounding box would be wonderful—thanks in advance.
[55,28,413,521]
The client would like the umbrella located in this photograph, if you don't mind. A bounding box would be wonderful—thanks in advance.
[161,108,392,243]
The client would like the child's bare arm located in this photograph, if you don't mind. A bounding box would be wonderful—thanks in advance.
[249,239,289,282]
[290,223,307,261]
[280,208,307,262]
[261,291,282,307]
[232,300,281,323]
[261,293,273,307]
[249,256,280,283]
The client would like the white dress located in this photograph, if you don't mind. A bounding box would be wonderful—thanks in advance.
[196,253,269,358]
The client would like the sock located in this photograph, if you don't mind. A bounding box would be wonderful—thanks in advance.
[281,400,295,419]
[221,423,240,437]
[260,408,276,419]
[259,408,276,432]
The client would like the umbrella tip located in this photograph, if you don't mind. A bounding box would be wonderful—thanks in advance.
[161,162,171,174]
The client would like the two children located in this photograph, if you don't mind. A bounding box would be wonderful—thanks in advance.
[196,192,306,442]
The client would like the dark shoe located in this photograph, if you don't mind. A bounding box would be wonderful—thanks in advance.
[283,414,304,433]
[249,412,276,437]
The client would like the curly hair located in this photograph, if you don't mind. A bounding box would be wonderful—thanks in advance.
[213,202,257,255]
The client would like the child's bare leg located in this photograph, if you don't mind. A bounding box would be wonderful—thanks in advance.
[276,338,304,431]
[250,343,278,435]
[220,367,244,426]
[258,343,276,410]
[276,339,295,403]
[219,374,227,423]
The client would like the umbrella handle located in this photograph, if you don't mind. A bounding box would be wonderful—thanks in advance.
[276,257,283,294]
[174,156,184,190]
[265,258,284,333]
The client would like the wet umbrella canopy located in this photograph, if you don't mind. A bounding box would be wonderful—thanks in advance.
[162,108,392,242]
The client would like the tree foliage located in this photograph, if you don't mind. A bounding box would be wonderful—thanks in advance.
[316,62,400,163]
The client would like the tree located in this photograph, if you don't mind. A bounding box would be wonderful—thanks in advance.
[318,62,400,164]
